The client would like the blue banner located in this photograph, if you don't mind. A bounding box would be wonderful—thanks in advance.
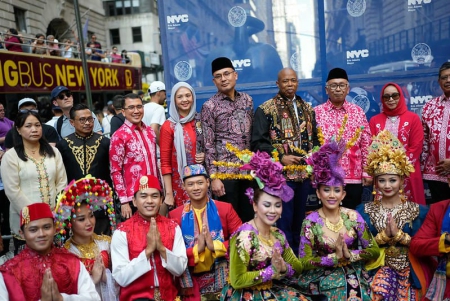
[158,0,449,120]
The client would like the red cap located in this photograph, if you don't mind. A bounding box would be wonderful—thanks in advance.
[134,175,162,195]
[20,203,54,227]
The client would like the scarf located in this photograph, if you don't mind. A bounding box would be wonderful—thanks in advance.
[168,82,197,176]
[179,199,224,292]
[380,82,408,117]
[425,204,450,301]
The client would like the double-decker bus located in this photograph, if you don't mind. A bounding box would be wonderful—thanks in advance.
[0,50,142,120]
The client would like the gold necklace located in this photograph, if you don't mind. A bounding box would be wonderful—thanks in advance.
[253,220,274,246]
[323,210,344,233]
[70,237,99,259]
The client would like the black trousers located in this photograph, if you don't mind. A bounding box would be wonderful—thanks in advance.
[0,189,10,256]
[426,180,450,204]
[342,183,363,210]
[216,180,253,223]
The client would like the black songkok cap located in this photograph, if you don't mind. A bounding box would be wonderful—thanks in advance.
[211,57,235,75]
[326,68,349,81]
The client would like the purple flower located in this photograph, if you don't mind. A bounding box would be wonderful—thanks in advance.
[315,170,331,184]
[245,187,254,204]
[273,240,283,254]
[320,256,335,267]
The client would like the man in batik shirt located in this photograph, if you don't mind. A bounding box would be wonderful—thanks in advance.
[201,57,254,222]
[251,67,319,254]
[314,68,372,209]
[421,62,450,204]
[110,93,160,220]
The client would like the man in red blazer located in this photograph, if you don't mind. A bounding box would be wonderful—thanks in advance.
[410,199,450,300]
[169,164,242,300]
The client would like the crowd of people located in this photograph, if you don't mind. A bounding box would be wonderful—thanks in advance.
[0,57,449,300]
[0,28,131,64]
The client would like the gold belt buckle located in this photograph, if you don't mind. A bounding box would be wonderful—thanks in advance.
[154,288,161,301]
[386,245,400,257]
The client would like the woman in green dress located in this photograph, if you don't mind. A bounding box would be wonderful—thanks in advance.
[220,151,314,301]
[297,139,380,300]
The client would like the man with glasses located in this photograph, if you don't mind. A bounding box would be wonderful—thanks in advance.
[51,86,102,138]
[201,57,254,222]
[56,103,112,235]
[421,62,450,203]
[314,68,371,209]
[4,98,59,150]
[251,67,320,254]
[110,93,160,220]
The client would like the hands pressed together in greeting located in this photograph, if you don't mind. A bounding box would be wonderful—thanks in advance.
[384,213,399,238]
[40,269,63,301]
[145,217,167,260]
[335,233,351,260]
[197,223,215,253]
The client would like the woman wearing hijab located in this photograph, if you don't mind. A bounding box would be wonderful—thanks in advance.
[160,82,205,209]
[369,83,425,205]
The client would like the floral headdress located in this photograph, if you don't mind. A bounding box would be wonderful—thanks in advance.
[365,130,414,177]
[306,139,346,188]
[241,151,294,203]
[54,175,116,241]
[306,114,364,188]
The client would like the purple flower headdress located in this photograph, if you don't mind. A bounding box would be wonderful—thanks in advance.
[306,139,346,188]
[241,151,294,203]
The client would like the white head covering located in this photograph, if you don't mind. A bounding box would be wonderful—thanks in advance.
[168,82,197,177]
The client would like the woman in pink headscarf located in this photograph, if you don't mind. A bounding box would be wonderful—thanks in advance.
[369,82,425,205]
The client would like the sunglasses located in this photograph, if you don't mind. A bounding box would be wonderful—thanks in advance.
[57,91,72,100]
[19,109,39,114]
[382,93,400,101]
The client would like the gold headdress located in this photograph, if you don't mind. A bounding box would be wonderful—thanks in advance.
[365,130,414,177]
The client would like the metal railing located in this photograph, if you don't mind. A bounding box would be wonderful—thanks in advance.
[1,31,129,63]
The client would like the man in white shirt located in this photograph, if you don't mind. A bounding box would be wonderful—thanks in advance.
[45,103,63,127]
[111,175,187,301]
[142,81,167,142]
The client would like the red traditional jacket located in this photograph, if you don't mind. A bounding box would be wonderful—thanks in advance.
[0,246,80,301]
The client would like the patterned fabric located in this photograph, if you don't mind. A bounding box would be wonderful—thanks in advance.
[314,100,371,184]
[421,94,450,183]
[160,114,203,207]
[221,223,307,301]
[298,208,379,300]
[357,201,428,300]
[0,246,80,301]
[180,199,224,248]
[410,200,450,300]
[252,94,319,181]
[56,132,112,185]
[201,91,253,175]
[370,111,425,204]
[65,234,118,301]
[109,119,159,203]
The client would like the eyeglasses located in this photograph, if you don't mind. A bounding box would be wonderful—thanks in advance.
[326,83,348,90]
[57,91,72,100]
[382,93,400,101]
[75,117,95,124]
[124,105,144,111]
[213,71,235,80]
[19,109,38,114]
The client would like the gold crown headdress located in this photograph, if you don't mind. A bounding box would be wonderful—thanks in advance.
[365,130,414,177]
